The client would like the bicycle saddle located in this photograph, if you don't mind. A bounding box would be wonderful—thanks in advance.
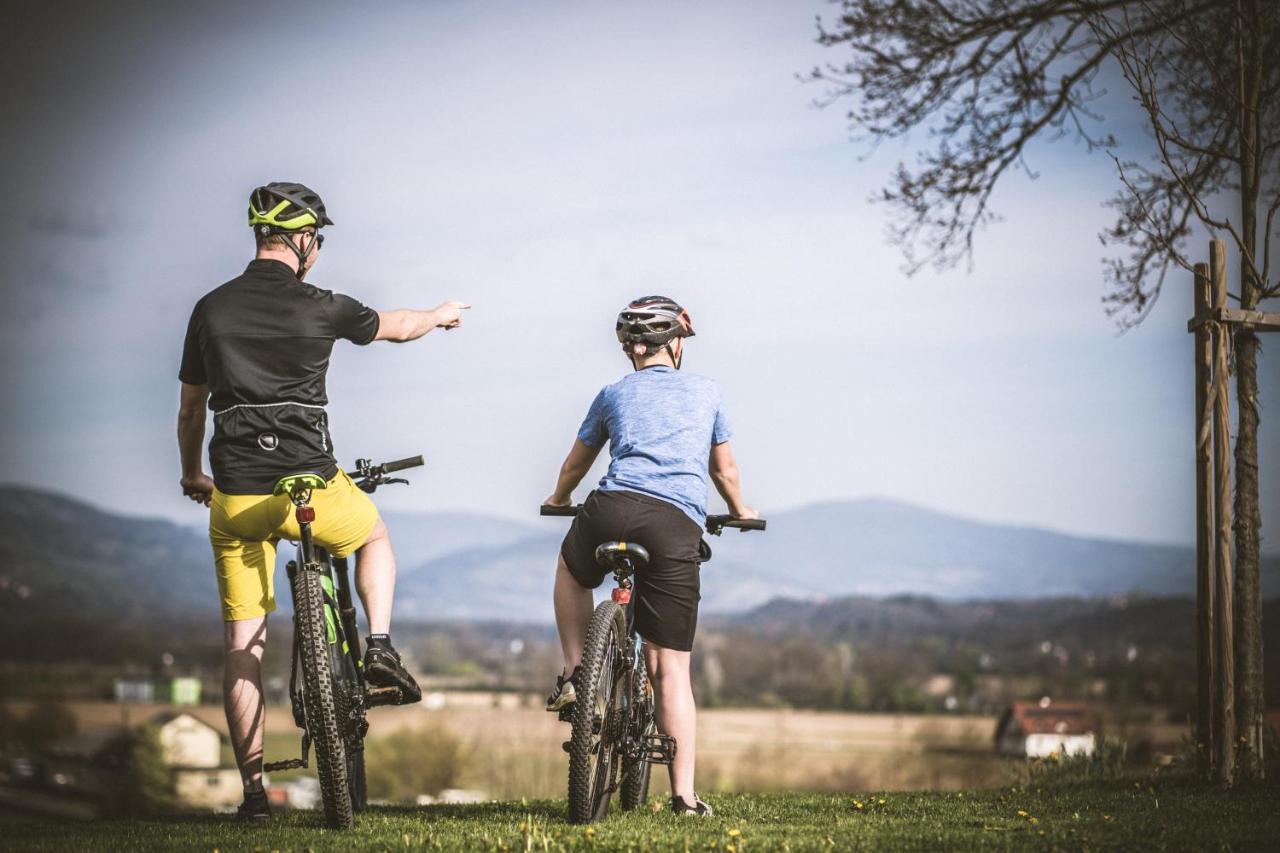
[272,472,329,496]
[594,541,650,576]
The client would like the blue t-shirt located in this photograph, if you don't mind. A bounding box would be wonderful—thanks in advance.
[577,366,732,525]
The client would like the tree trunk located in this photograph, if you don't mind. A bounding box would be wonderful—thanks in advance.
[1232,0,1265,783]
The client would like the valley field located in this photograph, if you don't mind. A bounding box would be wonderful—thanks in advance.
[11,696,1186,799]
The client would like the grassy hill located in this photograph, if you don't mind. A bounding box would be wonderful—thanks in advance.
[2,785,1278,851]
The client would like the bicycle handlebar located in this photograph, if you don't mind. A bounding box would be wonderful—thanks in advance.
[381,455,425,474]
[353,454,424,493]
[705,515,767,535]
[540,505,766,535]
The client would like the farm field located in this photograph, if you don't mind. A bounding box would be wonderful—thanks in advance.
[7,698,1187,798]
[3,784,1278,852]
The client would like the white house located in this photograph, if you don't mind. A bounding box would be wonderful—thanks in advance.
[994,699,1099,758]
[152,713,241,809]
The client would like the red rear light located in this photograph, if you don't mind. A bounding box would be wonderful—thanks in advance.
[611,588,631,604]
[296,507,316,523]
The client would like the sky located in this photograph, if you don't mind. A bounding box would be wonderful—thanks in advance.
[0,0,1275,546]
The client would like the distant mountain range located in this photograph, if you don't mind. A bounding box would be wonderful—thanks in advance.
[1,485,1275,634]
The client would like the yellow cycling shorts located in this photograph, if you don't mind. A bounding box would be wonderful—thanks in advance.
[209,469,380,622]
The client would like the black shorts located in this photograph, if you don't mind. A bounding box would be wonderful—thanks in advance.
[560,489,707,652]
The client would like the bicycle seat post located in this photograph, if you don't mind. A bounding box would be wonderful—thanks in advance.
[612,565,633,605]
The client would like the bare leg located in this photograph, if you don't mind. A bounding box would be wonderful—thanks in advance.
[224,616,268,793]
[553,555,593,674]
[645,642,697,804]
[354,518,394,635]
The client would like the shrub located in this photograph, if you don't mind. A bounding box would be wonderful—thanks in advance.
[100,725,178,815]
[365,724,466,802]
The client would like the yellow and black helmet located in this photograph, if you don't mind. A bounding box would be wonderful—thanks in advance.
[248,182,334,235]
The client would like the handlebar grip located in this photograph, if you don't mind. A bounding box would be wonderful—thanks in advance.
[540,505,581,517]
[381,455,425,473]
[706,515,767,533]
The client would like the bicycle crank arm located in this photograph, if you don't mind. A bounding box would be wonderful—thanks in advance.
[263,757,308,772]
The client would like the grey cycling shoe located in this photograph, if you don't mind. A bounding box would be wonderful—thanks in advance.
[546,666,580,712]
[671,795,714,816]
[363,640,422,705]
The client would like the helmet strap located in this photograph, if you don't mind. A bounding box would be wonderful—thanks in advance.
[666,342,682,370]
[282,231,316,279]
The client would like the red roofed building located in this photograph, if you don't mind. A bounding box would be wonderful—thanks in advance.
[994,699,1100,758]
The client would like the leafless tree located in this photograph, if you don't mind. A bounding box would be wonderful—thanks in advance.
[811,0,1277,781]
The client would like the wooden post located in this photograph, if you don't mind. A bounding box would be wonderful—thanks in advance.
[1209,239,1235,787]
[1193,262,1214,771]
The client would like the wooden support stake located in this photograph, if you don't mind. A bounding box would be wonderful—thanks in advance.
[1209,240,1235,788]
[1193,262,1214,771]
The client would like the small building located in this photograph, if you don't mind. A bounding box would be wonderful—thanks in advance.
[994,699,1099,758]
[152,713,241,810]
[154,713,220,769]
[113,676,203,706]
[113,677,154,704]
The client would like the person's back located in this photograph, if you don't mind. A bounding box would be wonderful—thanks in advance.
[580,366,729,526]
[542,295,756,818]
[184,260,380,493]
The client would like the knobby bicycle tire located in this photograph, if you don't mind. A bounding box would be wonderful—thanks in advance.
[568,600,626,824]
[294,564,354,828]
[329,630,368,812]
[619,655,654,810]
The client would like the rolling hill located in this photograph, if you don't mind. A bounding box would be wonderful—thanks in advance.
[1,485,1274,635]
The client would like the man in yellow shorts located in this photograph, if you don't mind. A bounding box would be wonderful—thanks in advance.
[176,182,469,820]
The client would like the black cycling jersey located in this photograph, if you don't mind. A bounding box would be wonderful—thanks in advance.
[179,259,380,494]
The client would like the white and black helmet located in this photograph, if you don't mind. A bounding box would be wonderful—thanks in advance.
[615,295,696,355]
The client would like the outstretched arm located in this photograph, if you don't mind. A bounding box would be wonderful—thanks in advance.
[709,441,756,520]
[544,440,602,506]
[177,382,213,506]
[374,300,470,342]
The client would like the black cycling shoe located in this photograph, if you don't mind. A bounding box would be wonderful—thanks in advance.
[363,640,422,705]
[546,666,580,713]
[235,787,271,822]
[671,795,714,816]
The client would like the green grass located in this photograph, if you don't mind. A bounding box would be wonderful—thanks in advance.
[3,782,1278,851]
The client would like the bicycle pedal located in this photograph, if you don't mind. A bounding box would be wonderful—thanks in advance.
[557,706,574,723]
[639,733,676,765]
[366,686,401,707]
[263,758,308,772]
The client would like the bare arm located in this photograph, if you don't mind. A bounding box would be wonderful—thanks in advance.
[709,441,756,520]
[374,300,470,342]
[177,382,213,506]
[544,439,603,506]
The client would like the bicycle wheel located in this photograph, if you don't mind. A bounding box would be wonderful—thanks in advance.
[293,564,354,828]
[329,638,367,812]
[568,600,626,824]
[619,656,654,810]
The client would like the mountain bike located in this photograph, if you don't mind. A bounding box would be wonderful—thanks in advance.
[540,505,766,823]
[263,454,423,829]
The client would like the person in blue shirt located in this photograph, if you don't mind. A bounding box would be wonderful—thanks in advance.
[542,295,757,817]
